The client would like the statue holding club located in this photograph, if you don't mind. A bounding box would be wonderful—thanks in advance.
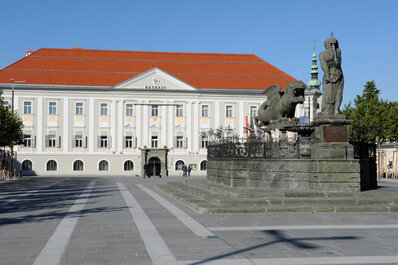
[318,32,345,119]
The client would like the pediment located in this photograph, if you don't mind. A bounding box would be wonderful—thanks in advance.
[114,68,197,91]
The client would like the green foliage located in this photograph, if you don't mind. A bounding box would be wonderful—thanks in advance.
[383,101,398,141]
[0,97,24,148]
[343,81,398,143]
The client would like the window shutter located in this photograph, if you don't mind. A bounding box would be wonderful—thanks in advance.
[45,135,49,147]
[32,136,36,148]
[72,136,76,148]
[184,137,188,149]
[97,136,101,148]
[123,136,127,148]
[108,136,112,148]
[134,137,137,149]
[173,137,177,148]
[57,136,62,148]
[84,136,88,148]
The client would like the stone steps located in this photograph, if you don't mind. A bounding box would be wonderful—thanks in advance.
[155,180,398,213]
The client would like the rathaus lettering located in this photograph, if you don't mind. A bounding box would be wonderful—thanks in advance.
[145,85,166,90]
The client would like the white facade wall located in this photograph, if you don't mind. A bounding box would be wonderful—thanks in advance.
[3,87,263,176]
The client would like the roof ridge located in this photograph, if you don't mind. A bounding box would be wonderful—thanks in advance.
[38,48,258,57]
[4,68,291,77]
[28,55,268,65]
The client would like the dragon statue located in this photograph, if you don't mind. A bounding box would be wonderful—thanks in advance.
[255,81,306,127]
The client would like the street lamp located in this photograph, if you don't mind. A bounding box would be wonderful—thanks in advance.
[10,78,26,111]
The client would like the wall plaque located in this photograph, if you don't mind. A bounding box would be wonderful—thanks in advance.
[323,125,348,142]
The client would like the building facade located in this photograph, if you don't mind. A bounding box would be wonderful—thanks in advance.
[0,48,296,176]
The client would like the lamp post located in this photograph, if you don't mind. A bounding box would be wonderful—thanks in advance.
[10,78,26,111]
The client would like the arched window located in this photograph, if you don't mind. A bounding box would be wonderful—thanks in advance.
[73,160,84,171]
[124,160,134,171]
[175,160,184,170]
[22,160,33,171]
[99,160,109,171]
[46,160,57,171]
[200,160,207,171]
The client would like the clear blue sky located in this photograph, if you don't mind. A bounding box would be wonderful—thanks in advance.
[1,0,397,106]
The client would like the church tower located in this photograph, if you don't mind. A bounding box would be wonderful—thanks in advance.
[297,43,322,123]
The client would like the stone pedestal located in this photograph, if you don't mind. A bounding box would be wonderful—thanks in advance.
[311,119,354,159]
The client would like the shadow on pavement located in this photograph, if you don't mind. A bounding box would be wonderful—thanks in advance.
[187,230,359,265]
[0,177,127,226]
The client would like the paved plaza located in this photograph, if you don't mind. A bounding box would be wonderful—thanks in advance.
[1,176,398,265]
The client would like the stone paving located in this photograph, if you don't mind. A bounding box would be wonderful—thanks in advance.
[1,176,398,265]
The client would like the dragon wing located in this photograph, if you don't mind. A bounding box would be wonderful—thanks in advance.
[264,84,283,104]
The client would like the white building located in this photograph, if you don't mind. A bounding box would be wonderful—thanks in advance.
[0,48,297,176]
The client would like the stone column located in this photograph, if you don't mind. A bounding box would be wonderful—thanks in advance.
[117,100,123,153]
[136,103,142,149]
[186,101,192,152]
[37,97,43,152]
[63,98,68,152]
[193,101,199,153]
[88,98,95,152]
[161,104,167,147]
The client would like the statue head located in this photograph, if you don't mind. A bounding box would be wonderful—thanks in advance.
[324,38,339,49]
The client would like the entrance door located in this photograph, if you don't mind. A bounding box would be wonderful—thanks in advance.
[148,157,161,177]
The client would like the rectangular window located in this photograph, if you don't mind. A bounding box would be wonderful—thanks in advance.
[49,102,57,115]
[151,105,159,117]
[24,134,32,147]
[100,135,108,148]
[100,103,108,116]
[48,135,56,147]
[250,106,257,117]
[126,104,133,116]
[176,105,183,117]
[24,102,32,114]
[201,105,209,117]
[176,136,184,148]
[151,136,158,148]
[75,102,83,115]
[201,135,208,148]
[226,105,233,117]
[75,135,83,148]
[125,136,133,148]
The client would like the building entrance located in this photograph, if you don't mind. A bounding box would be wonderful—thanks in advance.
[148,157,161,177]
[141,147,169,177]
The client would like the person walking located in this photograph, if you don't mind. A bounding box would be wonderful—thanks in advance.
[182,164,187,177]
[143,163,148,178]
[187,165,191,176]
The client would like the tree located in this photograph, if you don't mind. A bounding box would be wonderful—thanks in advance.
[382,101,398,142]
[343,80,398,144]
[0,97,24,149]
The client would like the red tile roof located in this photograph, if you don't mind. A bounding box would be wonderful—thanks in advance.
[0,48,296,90]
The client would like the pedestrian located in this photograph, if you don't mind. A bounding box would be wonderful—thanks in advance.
[187,165,191,176]
[143,163,148,178]
[182,164,187,177]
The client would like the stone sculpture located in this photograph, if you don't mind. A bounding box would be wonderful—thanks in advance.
[318,32,344,118]
[255,81,306,127]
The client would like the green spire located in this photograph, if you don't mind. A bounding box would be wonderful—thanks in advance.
[308,41,321,93]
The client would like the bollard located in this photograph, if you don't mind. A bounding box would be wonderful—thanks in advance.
[18,170,23,178]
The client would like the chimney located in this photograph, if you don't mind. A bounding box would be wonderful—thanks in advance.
[26,50,34,56]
